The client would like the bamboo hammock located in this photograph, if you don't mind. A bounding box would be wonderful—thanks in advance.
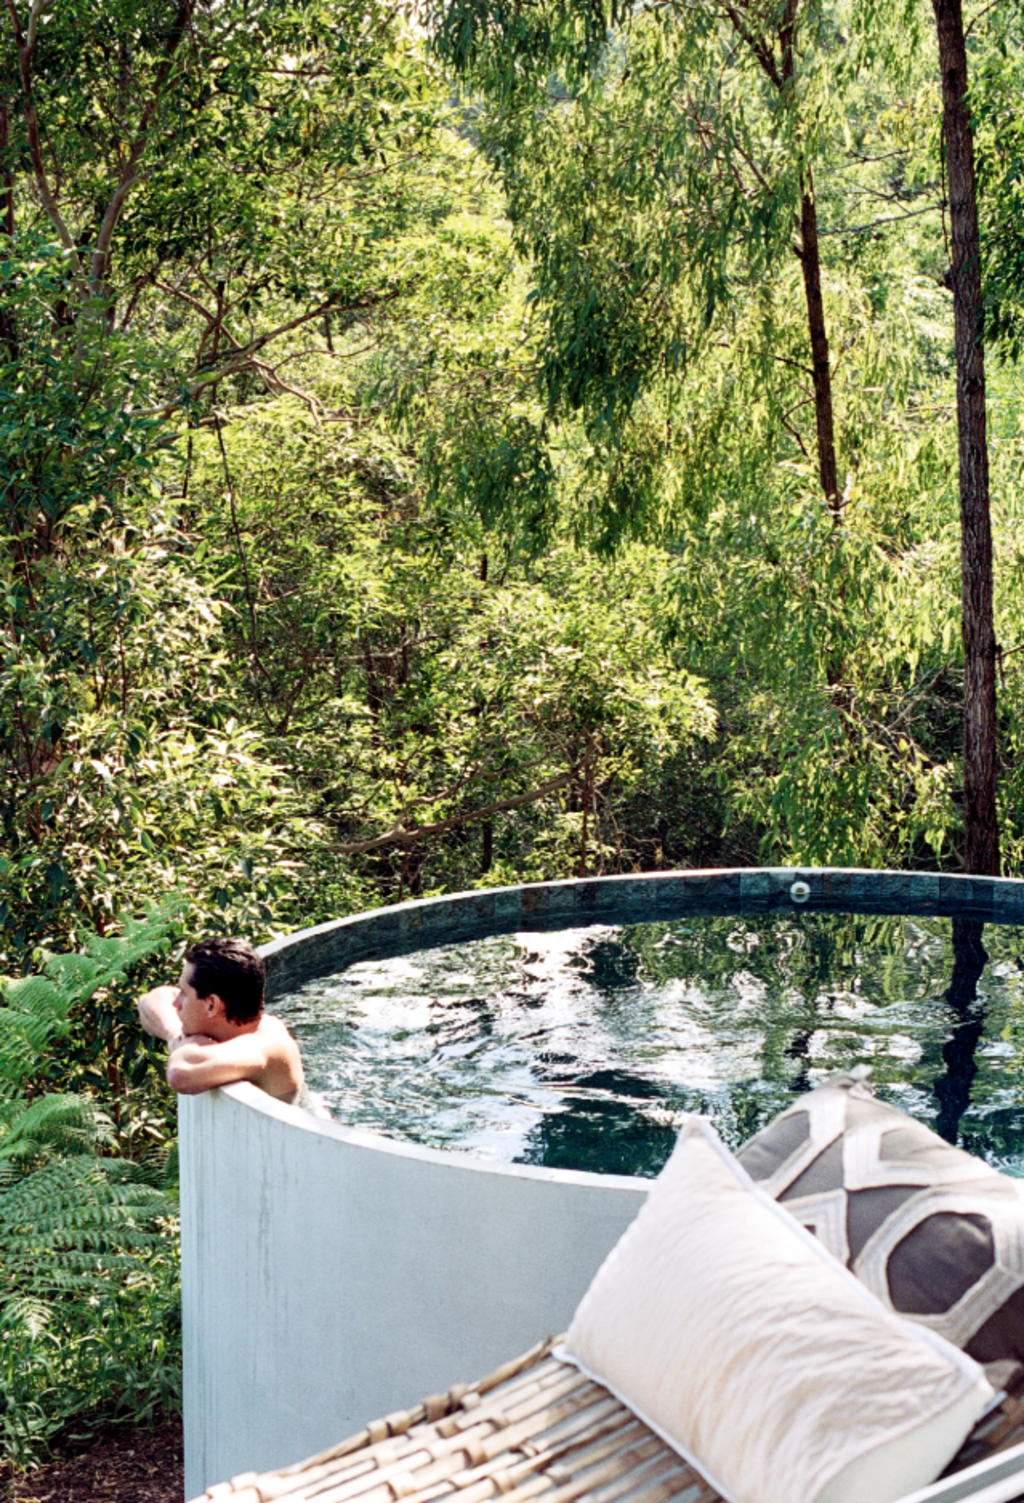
[191,1338,1024,1503]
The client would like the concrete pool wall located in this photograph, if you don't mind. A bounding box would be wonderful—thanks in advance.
[181,867,1024,1498]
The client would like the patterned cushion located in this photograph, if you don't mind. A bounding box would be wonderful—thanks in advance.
[560,1118,992,1503]
[737,1069,1024,1367]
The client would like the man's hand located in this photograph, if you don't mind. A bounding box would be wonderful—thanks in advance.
[138,985,181,1044]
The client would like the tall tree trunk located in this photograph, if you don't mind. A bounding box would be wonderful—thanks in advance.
[773,3,840,518]
[798,174,840,519]
[0,101,16,356]
[932,0,1000,876]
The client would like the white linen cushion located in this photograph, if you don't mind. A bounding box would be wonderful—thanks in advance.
[560,1117,993,1503]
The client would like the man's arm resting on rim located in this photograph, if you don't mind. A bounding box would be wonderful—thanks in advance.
[166,1034,271,1095]
[138,985,182,1044]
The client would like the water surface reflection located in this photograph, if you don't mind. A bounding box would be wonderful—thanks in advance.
[274,913,1024,1176]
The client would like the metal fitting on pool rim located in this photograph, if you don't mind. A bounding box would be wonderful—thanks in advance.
[790,880,811,903]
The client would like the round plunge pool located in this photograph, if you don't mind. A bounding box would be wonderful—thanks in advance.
[273,908,1024,1177]
[183,869,1024,1498]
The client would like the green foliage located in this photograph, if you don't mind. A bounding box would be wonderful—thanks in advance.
[0,1155,170,1298]
[4,0,1024,1465]
[2,1,1023,908]
[971,10,1024,369]
[431,0,849,536]
[0,236,169,953]
[0,902,182,1095]
[181,395,715,891]
[422,0,1024,873]
[0,1142,181,1466]
[0,914,183,1464]
[5,0,1023,923]
[0,1270,181,1466]
[0,239,158,534]
[0,0,452,955]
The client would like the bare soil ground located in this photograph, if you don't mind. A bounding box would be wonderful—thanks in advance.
[0,1415,183,1503]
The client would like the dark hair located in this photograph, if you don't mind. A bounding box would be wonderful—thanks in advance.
[184,937,265,1025]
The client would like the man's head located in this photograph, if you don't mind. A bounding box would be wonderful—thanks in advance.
[181,937,265,1027]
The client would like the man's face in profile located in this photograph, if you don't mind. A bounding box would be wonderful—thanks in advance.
[174,962,214,1036]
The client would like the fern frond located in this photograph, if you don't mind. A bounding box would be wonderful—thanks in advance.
[0,897,183,1097]
[0,907,185,1464]
[0,1295,53,1337]
[0,1094,113,1169]
[0,1154,176,1307]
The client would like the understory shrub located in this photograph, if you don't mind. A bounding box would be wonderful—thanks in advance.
[0,911,183,1464]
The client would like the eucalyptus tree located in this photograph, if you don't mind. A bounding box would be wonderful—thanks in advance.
[430,0,878,532]
[928,0,998,876]
[429,0,1014,874]
[947,5,1024,876]
[0,0,433,353]
[0,0,443,943]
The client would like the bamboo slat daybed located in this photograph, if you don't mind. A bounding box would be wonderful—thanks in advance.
[192,1337,1024,1503]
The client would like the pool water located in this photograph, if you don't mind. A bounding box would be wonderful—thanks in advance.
[272,913,1024,1178]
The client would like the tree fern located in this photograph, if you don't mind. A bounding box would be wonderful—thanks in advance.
[0,1157,171,1299]
[0,1094,113,1181]
[0,899,183,1098]
[0,907,184,1464]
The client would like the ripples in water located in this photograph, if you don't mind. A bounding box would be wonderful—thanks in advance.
[272,913,1024,1177]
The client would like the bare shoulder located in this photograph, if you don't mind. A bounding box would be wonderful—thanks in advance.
[256,1014,304,1100]
[258,1013,299,1051]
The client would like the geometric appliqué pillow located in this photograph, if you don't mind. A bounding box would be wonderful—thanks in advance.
[561,1117,992,1503]
[737,1068,1024,1370]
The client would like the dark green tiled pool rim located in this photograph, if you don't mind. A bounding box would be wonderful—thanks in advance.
[260,866,1024,999]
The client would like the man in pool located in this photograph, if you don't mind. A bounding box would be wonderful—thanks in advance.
[137,936,305,1104]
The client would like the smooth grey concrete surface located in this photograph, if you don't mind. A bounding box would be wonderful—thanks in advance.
[181,1084,646,1498]
[183,867,1024,1499]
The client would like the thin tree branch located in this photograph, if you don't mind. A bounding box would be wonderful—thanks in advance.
[5,0,82,269]
[818,203,942,237]
[329,771,576,854]
[778,402,812,460]
[136,288,405,416]
[720,4,783,89]
[23,0,41,54]
[964,0,999,39]
[90,0,195,295]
